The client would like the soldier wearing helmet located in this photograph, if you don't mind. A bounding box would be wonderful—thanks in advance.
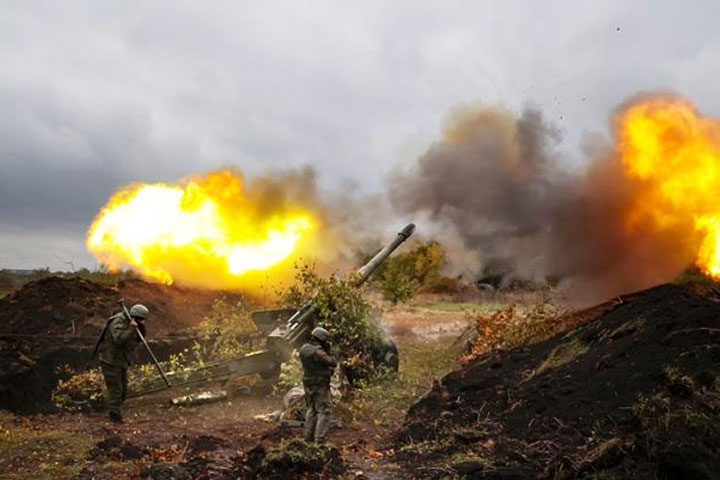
[96,303,150,423]
[299,326,337,443]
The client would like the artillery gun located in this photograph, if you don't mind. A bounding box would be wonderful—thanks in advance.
[128,223,416,398]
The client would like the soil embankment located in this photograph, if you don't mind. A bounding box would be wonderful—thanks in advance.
[399,283,720,478]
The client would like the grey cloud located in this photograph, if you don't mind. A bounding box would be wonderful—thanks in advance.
[2,1,720,270]
[0,223,95,271]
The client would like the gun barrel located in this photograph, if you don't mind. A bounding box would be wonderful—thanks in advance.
[356,223,416,285]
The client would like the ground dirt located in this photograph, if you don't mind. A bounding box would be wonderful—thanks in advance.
[0,294,467,479]
[399,283,720,478]
[3,278,719,479]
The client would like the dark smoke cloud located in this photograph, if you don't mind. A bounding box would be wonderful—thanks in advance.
[389,104,567,285]
[391,105,563,257]
[390,100,697,304]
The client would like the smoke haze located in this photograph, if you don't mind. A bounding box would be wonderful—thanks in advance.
[390,97,702,304]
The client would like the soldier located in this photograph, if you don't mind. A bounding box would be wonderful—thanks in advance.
[299,327,336,443]
[96,303,150,424]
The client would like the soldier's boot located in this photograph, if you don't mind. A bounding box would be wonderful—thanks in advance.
[304,407,317,442]
[108,410,124,424]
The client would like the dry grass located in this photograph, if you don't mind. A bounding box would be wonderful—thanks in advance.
[339,336,462,428]
[0,411,99,479]
[536,337,589,375]
[461,299,568,364]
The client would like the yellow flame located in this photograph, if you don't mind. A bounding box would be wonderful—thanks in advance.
[617,96,720,278]
[87,170,315,289]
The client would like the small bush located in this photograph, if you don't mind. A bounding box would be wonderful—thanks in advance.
[461,298,567,363]
[418,276,479,299]
[381,257,419,304]
[378,241,446,304]
[674,265,715,286]
[418,275,462,294]
[200,298,259,360]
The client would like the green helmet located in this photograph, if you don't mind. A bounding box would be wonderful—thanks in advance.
[129,304,150,319]
[311,327,330,343]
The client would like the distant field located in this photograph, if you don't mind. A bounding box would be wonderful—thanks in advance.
[417,300,503,313]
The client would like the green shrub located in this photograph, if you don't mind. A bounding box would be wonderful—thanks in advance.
[200,297,259,360]
[378,241,446,303]
[278,263,384,386]
[381,257,419,304]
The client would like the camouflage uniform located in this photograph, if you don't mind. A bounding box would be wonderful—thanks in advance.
[299,340,337,442]
[97,313,143,419]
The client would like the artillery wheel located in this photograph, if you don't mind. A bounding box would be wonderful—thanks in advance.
[259,362,281,382]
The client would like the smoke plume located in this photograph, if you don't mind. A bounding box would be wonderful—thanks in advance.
[390,96,709,304]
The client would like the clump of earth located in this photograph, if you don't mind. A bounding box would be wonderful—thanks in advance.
[243,439,345,479]
[88,436,147,462]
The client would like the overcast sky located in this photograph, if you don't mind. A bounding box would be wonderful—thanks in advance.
[2,0,719,270]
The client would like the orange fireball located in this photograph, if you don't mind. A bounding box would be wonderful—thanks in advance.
[617,95,720,278]
[87,170,316,289]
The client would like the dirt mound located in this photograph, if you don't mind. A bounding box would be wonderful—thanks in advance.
[244,439,345,479]
[398,284,720,478]
[89,436,147,462]
[0,276,118,337]
[184,434,229,456]
[140,457,239,480]
[135,439,344,480]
